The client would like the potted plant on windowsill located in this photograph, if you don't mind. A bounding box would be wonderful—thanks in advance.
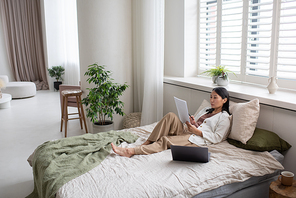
[48,66,65,91]
[201,65,236,86]
[81,63,129,133]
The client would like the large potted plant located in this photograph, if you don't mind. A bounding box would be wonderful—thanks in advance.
[81,63,129,133]
[48,66,65,90]
[201,65,235,86]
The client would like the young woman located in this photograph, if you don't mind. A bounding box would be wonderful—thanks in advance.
[112,87,231,158]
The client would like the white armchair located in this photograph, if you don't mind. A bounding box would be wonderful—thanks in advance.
[0,75,36,99]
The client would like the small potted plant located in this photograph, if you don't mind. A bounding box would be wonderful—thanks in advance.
[201,65,235,86]
[48,66,65,91]
[81,63,129,133]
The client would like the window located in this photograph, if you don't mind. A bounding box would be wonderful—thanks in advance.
[198,0,296,89]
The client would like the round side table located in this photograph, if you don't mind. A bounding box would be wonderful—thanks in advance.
[0,93,12,109]
[269,178,296,198]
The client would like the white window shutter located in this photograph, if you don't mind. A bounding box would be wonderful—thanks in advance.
[246,0,273,77]
[220,0,243,73]
[277,0,296,80]
[197,0,296,88]
[199,0,218,70]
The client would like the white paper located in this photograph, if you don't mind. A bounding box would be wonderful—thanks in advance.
[174,97,190,123]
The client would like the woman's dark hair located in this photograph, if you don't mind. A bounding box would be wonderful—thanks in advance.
[206,87,230,115]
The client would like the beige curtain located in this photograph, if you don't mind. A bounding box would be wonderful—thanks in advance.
[0,0,49,90]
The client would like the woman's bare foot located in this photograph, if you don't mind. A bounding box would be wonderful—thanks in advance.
[142,140,152,145]
[111,143,135,158]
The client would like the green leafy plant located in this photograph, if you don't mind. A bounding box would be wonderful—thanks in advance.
[48,66,65,81]
[201,65,236,81]
[81,63,129,125]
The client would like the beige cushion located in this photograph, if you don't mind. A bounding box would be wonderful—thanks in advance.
[228,98,260,144]
[229,100,237,114]
[193,99,211,117]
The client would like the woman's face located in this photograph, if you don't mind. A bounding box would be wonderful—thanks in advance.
[210,91,227,110]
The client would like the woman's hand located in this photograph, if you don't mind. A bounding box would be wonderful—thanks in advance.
[186,121,203,137]
[189,115,196,126]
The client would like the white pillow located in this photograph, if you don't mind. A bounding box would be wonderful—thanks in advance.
[193,99,211,117]
[228,98,260,144]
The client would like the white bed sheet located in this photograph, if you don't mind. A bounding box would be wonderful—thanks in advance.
[57,123,284,198]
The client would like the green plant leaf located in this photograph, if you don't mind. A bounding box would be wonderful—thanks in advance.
[200,65,236,79]
[81,63,129,125]
[47,66,65,81]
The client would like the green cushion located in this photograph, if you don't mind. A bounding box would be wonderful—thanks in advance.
[227,128,291,153]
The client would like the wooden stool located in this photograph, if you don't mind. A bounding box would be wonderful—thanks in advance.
[60,89,88,137]
[269,178,296,198]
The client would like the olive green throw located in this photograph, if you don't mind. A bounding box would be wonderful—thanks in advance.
[26,131,138,198]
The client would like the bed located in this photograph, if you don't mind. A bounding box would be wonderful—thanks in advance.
[27,99,291,198]
[27,122,286,198]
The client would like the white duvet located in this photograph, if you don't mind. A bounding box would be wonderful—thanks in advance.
[57,123,283,198]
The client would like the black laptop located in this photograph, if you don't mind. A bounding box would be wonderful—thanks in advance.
[170,145,210,163]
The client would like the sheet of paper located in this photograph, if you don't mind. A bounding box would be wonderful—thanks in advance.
[174,97,190,123]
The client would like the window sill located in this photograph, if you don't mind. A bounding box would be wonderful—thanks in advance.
[164,76,296,112]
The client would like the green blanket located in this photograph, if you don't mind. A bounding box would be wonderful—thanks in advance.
[26,131,138,198]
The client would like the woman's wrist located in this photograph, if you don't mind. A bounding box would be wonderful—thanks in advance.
[196,129,203,137]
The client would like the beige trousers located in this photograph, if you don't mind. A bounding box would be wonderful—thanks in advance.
[134,112,197,155]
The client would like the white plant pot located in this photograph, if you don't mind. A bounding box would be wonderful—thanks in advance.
[212,76,218,84]
[216,77,229,86]
[92,121,114,133]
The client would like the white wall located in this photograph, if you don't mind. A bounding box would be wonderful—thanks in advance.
[77,0,133,131]
[0,14,13,81]
[164,0,185,77]
[164,0,198,77]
